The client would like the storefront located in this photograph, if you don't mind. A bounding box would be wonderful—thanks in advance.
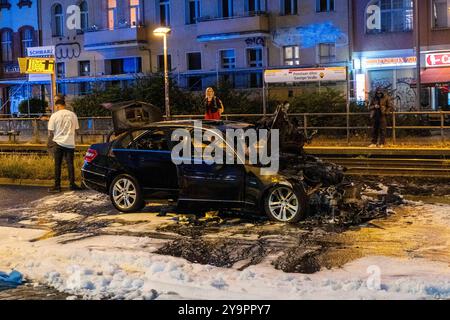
[421,52,450,111]
[353,51,417,111]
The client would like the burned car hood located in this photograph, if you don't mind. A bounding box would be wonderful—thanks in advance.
[102,101,163,135]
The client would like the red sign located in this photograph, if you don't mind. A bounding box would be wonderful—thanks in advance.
[426,53,450,67]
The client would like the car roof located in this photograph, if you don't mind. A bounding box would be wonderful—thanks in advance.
[141,120,255,132]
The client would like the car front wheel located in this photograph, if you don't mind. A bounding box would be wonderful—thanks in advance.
[109,175,145,213]
[264,185,307,223]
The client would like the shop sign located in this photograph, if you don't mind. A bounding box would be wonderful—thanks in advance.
[363,56,416,68]
[425,52,450,67]
[264,67,347,84]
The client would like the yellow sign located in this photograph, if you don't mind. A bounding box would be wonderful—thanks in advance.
[18,58,55,74]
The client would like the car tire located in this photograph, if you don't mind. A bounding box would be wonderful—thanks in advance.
[263,185,308,223]
[109,174,145,213]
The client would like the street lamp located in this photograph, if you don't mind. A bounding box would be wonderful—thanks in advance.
[153,26,172,120]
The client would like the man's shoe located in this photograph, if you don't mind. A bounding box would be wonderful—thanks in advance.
[48,186,62,194]
[369,144,377,148]
[378,144,385,148]
[69,184,83,191]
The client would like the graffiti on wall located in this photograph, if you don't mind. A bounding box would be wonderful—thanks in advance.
[272,22,348,48]
[55,42,81,60]
[370,78,416,111]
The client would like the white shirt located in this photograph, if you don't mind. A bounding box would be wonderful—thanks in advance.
[48,109,80,149]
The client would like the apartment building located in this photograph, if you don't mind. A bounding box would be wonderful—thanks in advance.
[37,0,351,101]
[0,0,39,114]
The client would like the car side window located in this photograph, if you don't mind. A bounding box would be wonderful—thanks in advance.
[131,130,170,151]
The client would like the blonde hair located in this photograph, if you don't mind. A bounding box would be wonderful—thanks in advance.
[205,87,215,97]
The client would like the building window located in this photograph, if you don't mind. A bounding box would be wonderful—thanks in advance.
[79,1,89,31]
[246,0,265,13]
[157,54,172,72]
[130,0,140,27]
[52,3,64,37]
[56,62,65,78]
[220,49,236,69]
[220,0,233,18]
[318,43,336,64]
[281,0,297,15]
[160,0,170,26]
[186,0,200,24]
[187,52,202,70]
[247,48,263,68]
[79,61,90,76]
[432,0,450,28]
[107,57,142,75]
[108,0,117,30]
[366,0,413,34]
[21,28,33,57]
[283,46,300,65]
[249,73,262,88]
[0,0,11,10]
[316,0,334,12]
[1,30,13,62]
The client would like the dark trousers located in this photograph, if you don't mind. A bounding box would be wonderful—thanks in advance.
[54,145,75,187]
[372,116,387,145]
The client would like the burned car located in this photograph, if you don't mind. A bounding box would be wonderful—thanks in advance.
[82,101,387,223]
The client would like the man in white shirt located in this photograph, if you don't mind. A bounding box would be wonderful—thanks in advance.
[48,99,82,193]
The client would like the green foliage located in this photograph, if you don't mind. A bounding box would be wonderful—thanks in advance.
[18,98,48,115]
[211,81,263,114]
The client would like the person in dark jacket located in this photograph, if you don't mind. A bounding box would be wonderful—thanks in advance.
[369,88,394,148]
[204,87,224,120]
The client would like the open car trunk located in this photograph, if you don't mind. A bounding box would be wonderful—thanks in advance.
[102,101,163,136]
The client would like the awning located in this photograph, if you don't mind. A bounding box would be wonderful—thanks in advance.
[420,67,450,85]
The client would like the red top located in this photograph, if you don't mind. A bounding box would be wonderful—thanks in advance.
[204,98,222,120]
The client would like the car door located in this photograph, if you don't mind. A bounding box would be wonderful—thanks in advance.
[177,129,246,209]
[115,129,178,198]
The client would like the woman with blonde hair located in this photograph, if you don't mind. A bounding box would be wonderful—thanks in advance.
[203,87,224,120]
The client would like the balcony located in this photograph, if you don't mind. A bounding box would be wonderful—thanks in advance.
[197,12,269,42]
[84,26,148,51]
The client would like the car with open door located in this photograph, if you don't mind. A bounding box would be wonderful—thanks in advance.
[81,101,309,223]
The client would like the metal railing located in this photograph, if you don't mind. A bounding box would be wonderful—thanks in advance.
[0,111,449,145]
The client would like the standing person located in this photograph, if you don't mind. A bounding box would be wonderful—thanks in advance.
[48,99,82,193]
[369,88,393,148]
[204,87,224,120]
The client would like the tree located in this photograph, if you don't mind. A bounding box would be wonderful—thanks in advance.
[18,98,48,116]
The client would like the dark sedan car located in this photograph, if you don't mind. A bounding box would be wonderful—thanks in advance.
[82,120,308,223]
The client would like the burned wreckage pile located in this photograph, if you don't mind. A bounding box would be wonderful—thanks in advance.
[256,105,403,226]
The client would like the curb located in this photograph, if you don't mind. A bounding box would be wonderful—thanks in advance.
[0,178,73,188]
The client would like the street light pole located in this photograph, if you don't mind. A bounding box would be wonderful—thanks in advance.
[163,33,170,120]
[153,27,172,120]
[414,0,421,109]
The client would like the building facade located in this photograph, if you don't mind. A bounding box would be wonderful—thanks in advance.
[351,0,417,111]
[0,0,39,114]
[36,0,351,102]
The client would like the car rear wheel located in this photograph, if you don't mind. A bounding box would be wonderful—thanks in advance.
[264,185,307,223]
[109,175,145,213]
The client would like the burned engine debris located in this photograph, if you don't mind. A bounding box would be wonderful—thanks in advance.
[256,103,403,226]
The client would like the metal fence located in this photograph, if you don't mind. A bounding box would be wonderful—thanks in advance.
[0,111,449,145]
